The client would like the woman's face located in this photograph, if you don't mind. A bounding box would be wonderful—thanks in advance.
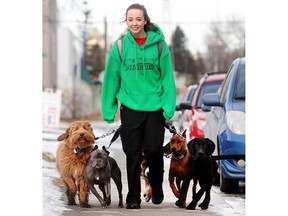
[126,9,146,37]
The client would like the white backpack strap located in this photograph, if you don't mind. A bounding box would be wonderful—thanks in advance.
[157,41,163,58]
[116,38,122,60]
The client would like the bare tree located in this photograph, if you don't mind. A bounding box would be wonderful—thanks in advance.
[204,17,245,72]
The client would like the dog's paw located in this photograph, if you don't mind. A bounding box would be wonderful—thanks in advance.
[186,202,196,210]
[144,193,152,202]
[106,198,111,206]
[68,198,77,205]
[100,202,108,208]
[80,203,91,208]
[175,200,185,208]
[199,202,209,210]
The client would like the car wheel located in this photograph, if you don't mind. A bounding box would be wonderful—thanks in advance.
[219,161,239,193]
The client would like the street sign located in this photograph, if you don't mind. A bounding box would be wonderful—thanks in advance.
[42,88,62,128]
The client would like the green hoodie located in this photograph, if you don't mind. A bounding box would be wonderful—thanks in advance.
[101,25,176,123]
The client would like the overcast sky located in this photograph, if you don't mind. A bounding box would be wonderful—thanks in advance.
[57,0,245,53]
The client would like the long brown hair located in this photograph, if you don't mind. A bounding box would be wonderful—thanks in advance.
[122,3,156,32]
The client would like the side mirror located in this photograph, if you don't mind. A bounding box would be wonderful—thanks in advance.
[202,93,221,107]
[179,101,192,110]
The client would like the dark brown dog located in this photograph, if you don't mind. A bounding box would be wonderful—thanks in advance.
[176,138,218,210]
[140,130,196,204]
[168,130,197,207]
[56,121,95,208]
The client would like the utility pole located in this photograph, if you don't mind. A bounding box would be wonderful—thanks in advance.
[162,0,175,70]
[104,16,108,63]
[80,2,91,84]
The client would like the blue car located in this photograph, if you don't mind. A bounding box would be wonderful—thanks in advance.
[202,57,245,193]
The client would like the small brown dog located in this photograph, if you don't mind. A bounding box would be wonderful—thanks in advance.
[56,121,95,208]
[140,153,152,202]
[168,130,197,207]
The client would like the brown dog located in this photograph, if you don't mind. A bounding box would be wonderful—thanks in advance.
[168,130,197,207]
[140,130,195,203]
[56,121,95,208]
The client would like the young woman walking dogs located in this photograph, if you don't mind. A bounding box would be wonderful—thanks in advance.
[101,3,176,209]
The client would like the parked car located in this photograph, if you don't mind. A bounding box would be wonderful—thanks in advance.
[202,57,245,193]
[179,72,226,140]
[174,84,198,132]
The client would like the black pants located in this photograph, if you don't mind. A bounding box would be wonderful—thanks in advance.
[120,105,165,204]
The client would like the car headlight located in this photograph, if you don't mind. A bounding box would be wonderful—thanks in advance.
[226,111,245,135]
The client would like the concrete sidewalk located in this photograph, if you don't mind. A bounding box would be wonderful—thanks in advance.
[43,121,245,216]
[60,140,245,216]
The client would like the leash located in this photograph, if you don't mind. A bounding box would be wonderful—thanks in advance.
[95,122,177,150]
[164,123,178,134]
[95,127,119,140]
[94,125,122,150]
[213,154,245,160]
[105,125,122,149]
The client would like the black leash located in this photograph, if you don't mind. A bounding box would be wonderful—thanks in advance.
[95,124,245,162]
[213,154,245,160]
[94,125,122,150]
[164,123,178,134]
[94,127,119,140]
[105,125,122,149]
[95,122,177,150]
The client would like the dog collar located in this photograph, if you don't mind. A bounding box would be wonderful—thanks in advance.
[74,146,90,154]
[172,150,187,160]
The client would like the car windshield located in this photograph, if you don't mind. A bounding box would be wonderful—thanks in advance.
[234,63,245,100]
[196,81,223,108]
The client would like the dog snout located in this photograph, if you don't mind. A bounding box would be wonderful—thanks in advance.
[96,158,102,164]
[171,147,176,152]
[80,132,84,138]
[196,149,206,158]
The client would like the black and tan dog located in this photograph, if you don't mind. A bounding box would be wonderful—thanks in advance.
[140,130,196,205]
[84,145,124,208]
[176,138,218,210]
[168,130,197,207]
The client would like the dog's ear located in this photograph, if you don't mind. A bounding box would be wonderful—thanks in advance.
[181,129,187,139]
[91,145,98,152]
[187,138,198,156]
[205,138,215,155]
[162,142,172,155]
[57,127,70,141]
[102,146,110,155]
[83,121,96,139]
[83,120,91,127]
